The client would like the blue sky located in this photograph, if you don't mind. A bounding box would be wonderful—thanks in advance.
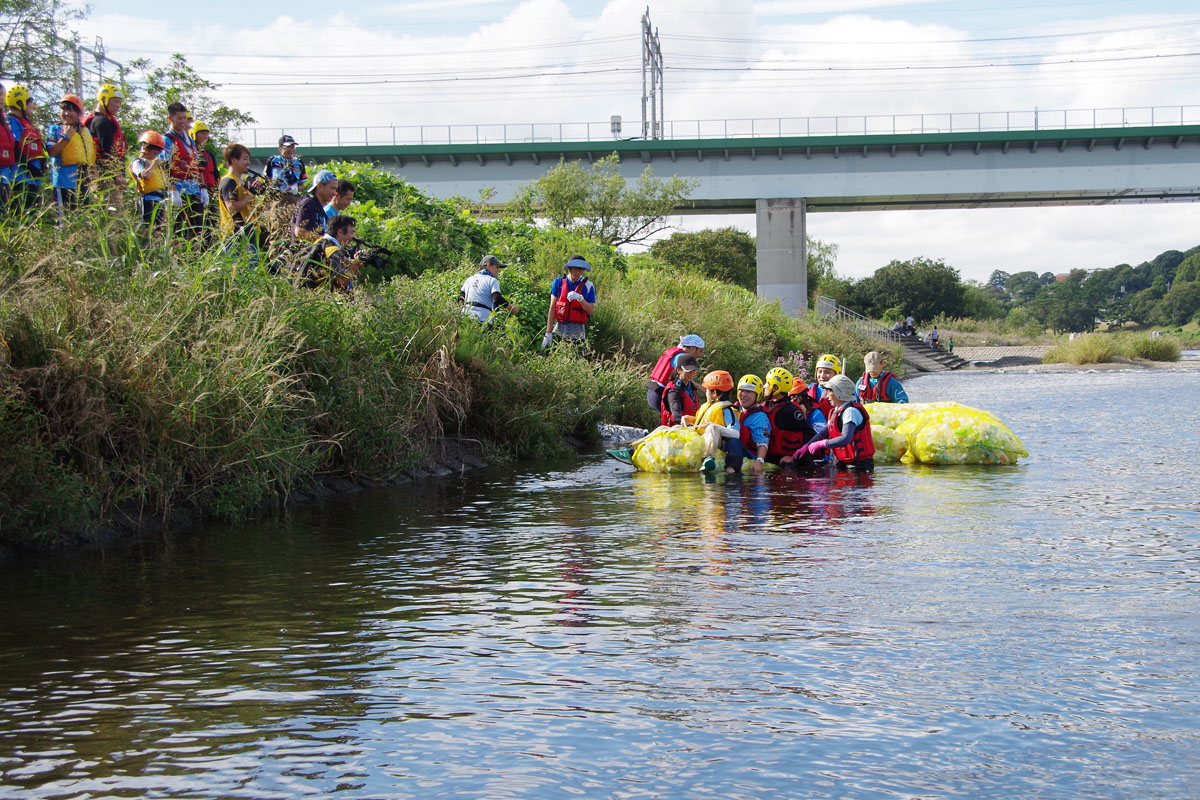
[54,0,1200,279]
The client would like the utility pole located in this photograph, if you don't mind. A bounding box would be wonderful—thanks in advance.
[641,8,664,140]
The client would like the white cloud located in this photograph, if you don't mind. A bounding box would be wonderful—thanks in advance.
[754,0,942,16]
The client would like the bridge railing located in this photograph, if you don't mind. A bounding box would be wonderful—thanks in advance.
[231,105,1200,149]
[815,296,903,344]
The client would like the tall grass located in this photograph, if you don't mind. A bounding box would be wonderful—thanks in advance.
[1043,332,1182,364]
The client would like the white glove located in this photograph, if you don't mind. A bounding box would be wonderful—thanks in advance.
[540,331,554,351]
[199,188,210,205]
[169,190,182,206]
[566,291,584,302]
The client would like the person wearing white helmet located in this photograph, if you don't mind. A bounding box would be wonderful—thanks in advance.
[646,333,705,411]
[541,255,596,351]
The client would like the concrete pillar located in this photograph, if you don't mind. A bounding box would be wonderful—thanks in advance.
[755,198,807,317]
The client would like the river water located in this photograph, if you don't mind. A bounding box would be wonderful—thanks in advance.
[2,368,1199,799]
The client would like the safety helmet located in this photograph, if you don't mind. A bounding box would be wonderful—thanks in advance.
[138,130,166,150]
[737,374,764,400]
[190,120,210,138]
[98,83,121,107]
[5,84,32,111]
[788,376,809,396]
[59,94,84,114]
[814,353,842,374]
[764,367,793,397]
[702,370,734,392]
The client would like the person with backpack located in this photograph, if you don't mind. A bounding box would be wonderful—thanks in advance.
[460,255,519,324]
[541,255,596,351]
[5,84,46,211]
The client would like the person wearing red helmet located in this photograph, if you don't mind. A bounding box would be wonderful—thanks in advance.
[46,94,96,210]
[128,130,169,228]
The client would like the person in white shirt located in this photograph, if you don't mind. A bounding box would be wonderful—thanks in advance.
[460,255,519,323]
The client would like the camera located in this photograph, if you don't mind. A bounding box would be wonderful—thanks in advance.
[350,238,396,271]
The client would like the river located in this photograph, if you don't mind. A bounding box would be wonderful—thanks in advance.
[2,368,1198,799]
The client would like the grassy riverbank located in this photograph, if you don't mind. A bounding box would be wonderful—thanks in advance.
[0,198,882,549]
[1042,332,1183,365]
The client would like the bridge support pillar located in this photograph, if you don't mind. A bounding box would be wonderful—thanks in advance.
[755,198,807,317]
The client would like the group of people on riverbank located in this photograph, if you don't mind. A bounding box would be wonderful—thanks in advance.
[2,82,368,291]
[643,339,909,474]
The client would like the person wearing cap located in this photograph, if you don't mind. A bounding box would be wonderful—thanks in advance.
[659,352,701,426]
[542,255,596,351]
[646,333,705,411]
[323,179,355,221]
[46,94,96,210]
[460,255,519,323]
[162,102,204,235]
[791,374,876,472]
[292,169,338,242]
[857,351,908,404]
[265,135,307,195]
[0,82,16,209]
[5,84,45,211]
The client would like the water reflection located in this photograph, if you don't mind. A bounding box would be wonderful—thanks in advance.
[2,370,1199,799]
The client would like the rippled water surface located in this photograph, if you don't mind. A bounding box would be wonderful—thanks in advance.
[2,369,1199,799]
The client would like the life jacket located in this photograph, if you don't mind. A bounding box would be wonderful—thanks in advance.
[659,379,698,426]
[197,147,219,190]
[10,115,45,178]
[82,111,126,158]
[738,402,767,452]
[553,276,591,324]
[164,130,198,181]
[53,126,96,167]
[649,346,684,387]
[265,154,306,192]
[764,397,813,461]
[857,371,898,403]
[693,400,735,428]
[827,401,875,464]
[128,156,168,196]
[0,113,14,169]
[217,173,259,235]
[805,385,833,423]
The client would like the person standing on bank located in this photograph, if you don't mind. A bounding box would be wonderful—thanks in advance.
[83,84,125,198]
[542,255,596,351]
[646,333,705,412]
[461,255,519,324]
[45,94,96,210]
[856,350,908,404]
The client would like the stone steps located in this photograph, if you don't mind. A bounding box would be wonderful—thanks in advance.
[896,337,971,372]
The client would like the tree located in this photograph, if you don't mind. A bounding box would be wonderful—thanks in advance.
[1005,271,1042,303]
[511,153,696,247]
[1156,281,1200,326]
[962,281,1007,319]
[806,237,839,304]
[1127,287,1163,326]
[1175,253,1200,284]
[652,227,756,290]
[0,0,86,103]
[854,256,966,321]
[122,53,255,142]
[987,269,1011,289]
[1029,280,1097,334]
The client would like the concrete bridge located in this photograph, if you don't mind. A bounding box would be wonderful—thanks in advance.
[245,111,1200,317]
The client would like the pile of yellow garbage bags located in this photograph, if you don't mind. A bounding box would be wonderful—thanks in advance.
[631,426,725,473]
[865,401,1029,465]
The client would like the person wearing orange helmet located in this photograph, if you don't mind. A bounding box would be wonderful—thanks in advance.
[687,370,745,473]
[128,130,169,228]
[46,94,96,209]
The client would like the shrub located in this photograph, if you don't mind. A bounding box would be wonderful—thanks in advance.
[1042,334,1117,364]
[1117,332,1181,361]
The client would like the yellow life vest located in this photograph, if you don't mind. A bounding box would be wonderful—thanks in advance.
[217,172,260,237]
[127,156,167,196]
[57,127,96,167]
[693,400,735,427]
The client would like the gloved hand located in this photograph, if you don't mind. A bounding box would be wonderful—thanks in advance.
[791,444,812,461]
[566,291,584,302]
[540,331,554,351]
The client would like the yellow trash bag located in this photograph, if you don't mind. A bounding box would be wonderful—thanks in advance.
[896,404,1028,465]
[631,426,723,473]
[864,401,960,430]
[871,425,909,463]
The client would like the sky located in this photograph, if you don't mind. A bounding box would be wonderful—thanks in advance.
[45,0,1200,281]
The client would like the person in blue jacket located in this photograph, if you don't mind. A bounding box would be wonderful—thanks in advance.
[856,350,909,404]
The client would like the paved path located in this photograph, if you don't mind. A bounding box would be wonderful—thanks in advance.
[954,345,1052,362]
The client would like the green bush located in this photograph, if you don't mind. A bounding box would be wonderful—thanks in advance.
[1117,332,1181,361]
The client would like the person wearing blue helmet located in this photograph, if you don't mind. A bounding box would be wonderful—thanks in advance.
[542,255,596,351]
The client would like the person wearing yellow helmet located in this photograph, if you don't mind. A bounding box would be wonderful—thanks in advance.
[0,81,15,208]
[5,83,46,210]
[84,84,126,187]
[190,121,220,208]
[46,94,96,209]
[735,374,770,474]
[761,367,819,467]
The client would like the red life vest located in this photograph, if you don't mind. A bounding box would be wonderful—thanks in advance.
[659,380,698,426]
[649,346,684,387]
[738,403,766,452]
[805,386,834,424]
[553,276,591,324]
[0,113,14,168]
[197,147,219,190]
[164,130,197,181]
[82,111,126,158]
[764,397,812,461]
[10,115,45,166]
[827,401,875,464]
[857,371,898,403]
